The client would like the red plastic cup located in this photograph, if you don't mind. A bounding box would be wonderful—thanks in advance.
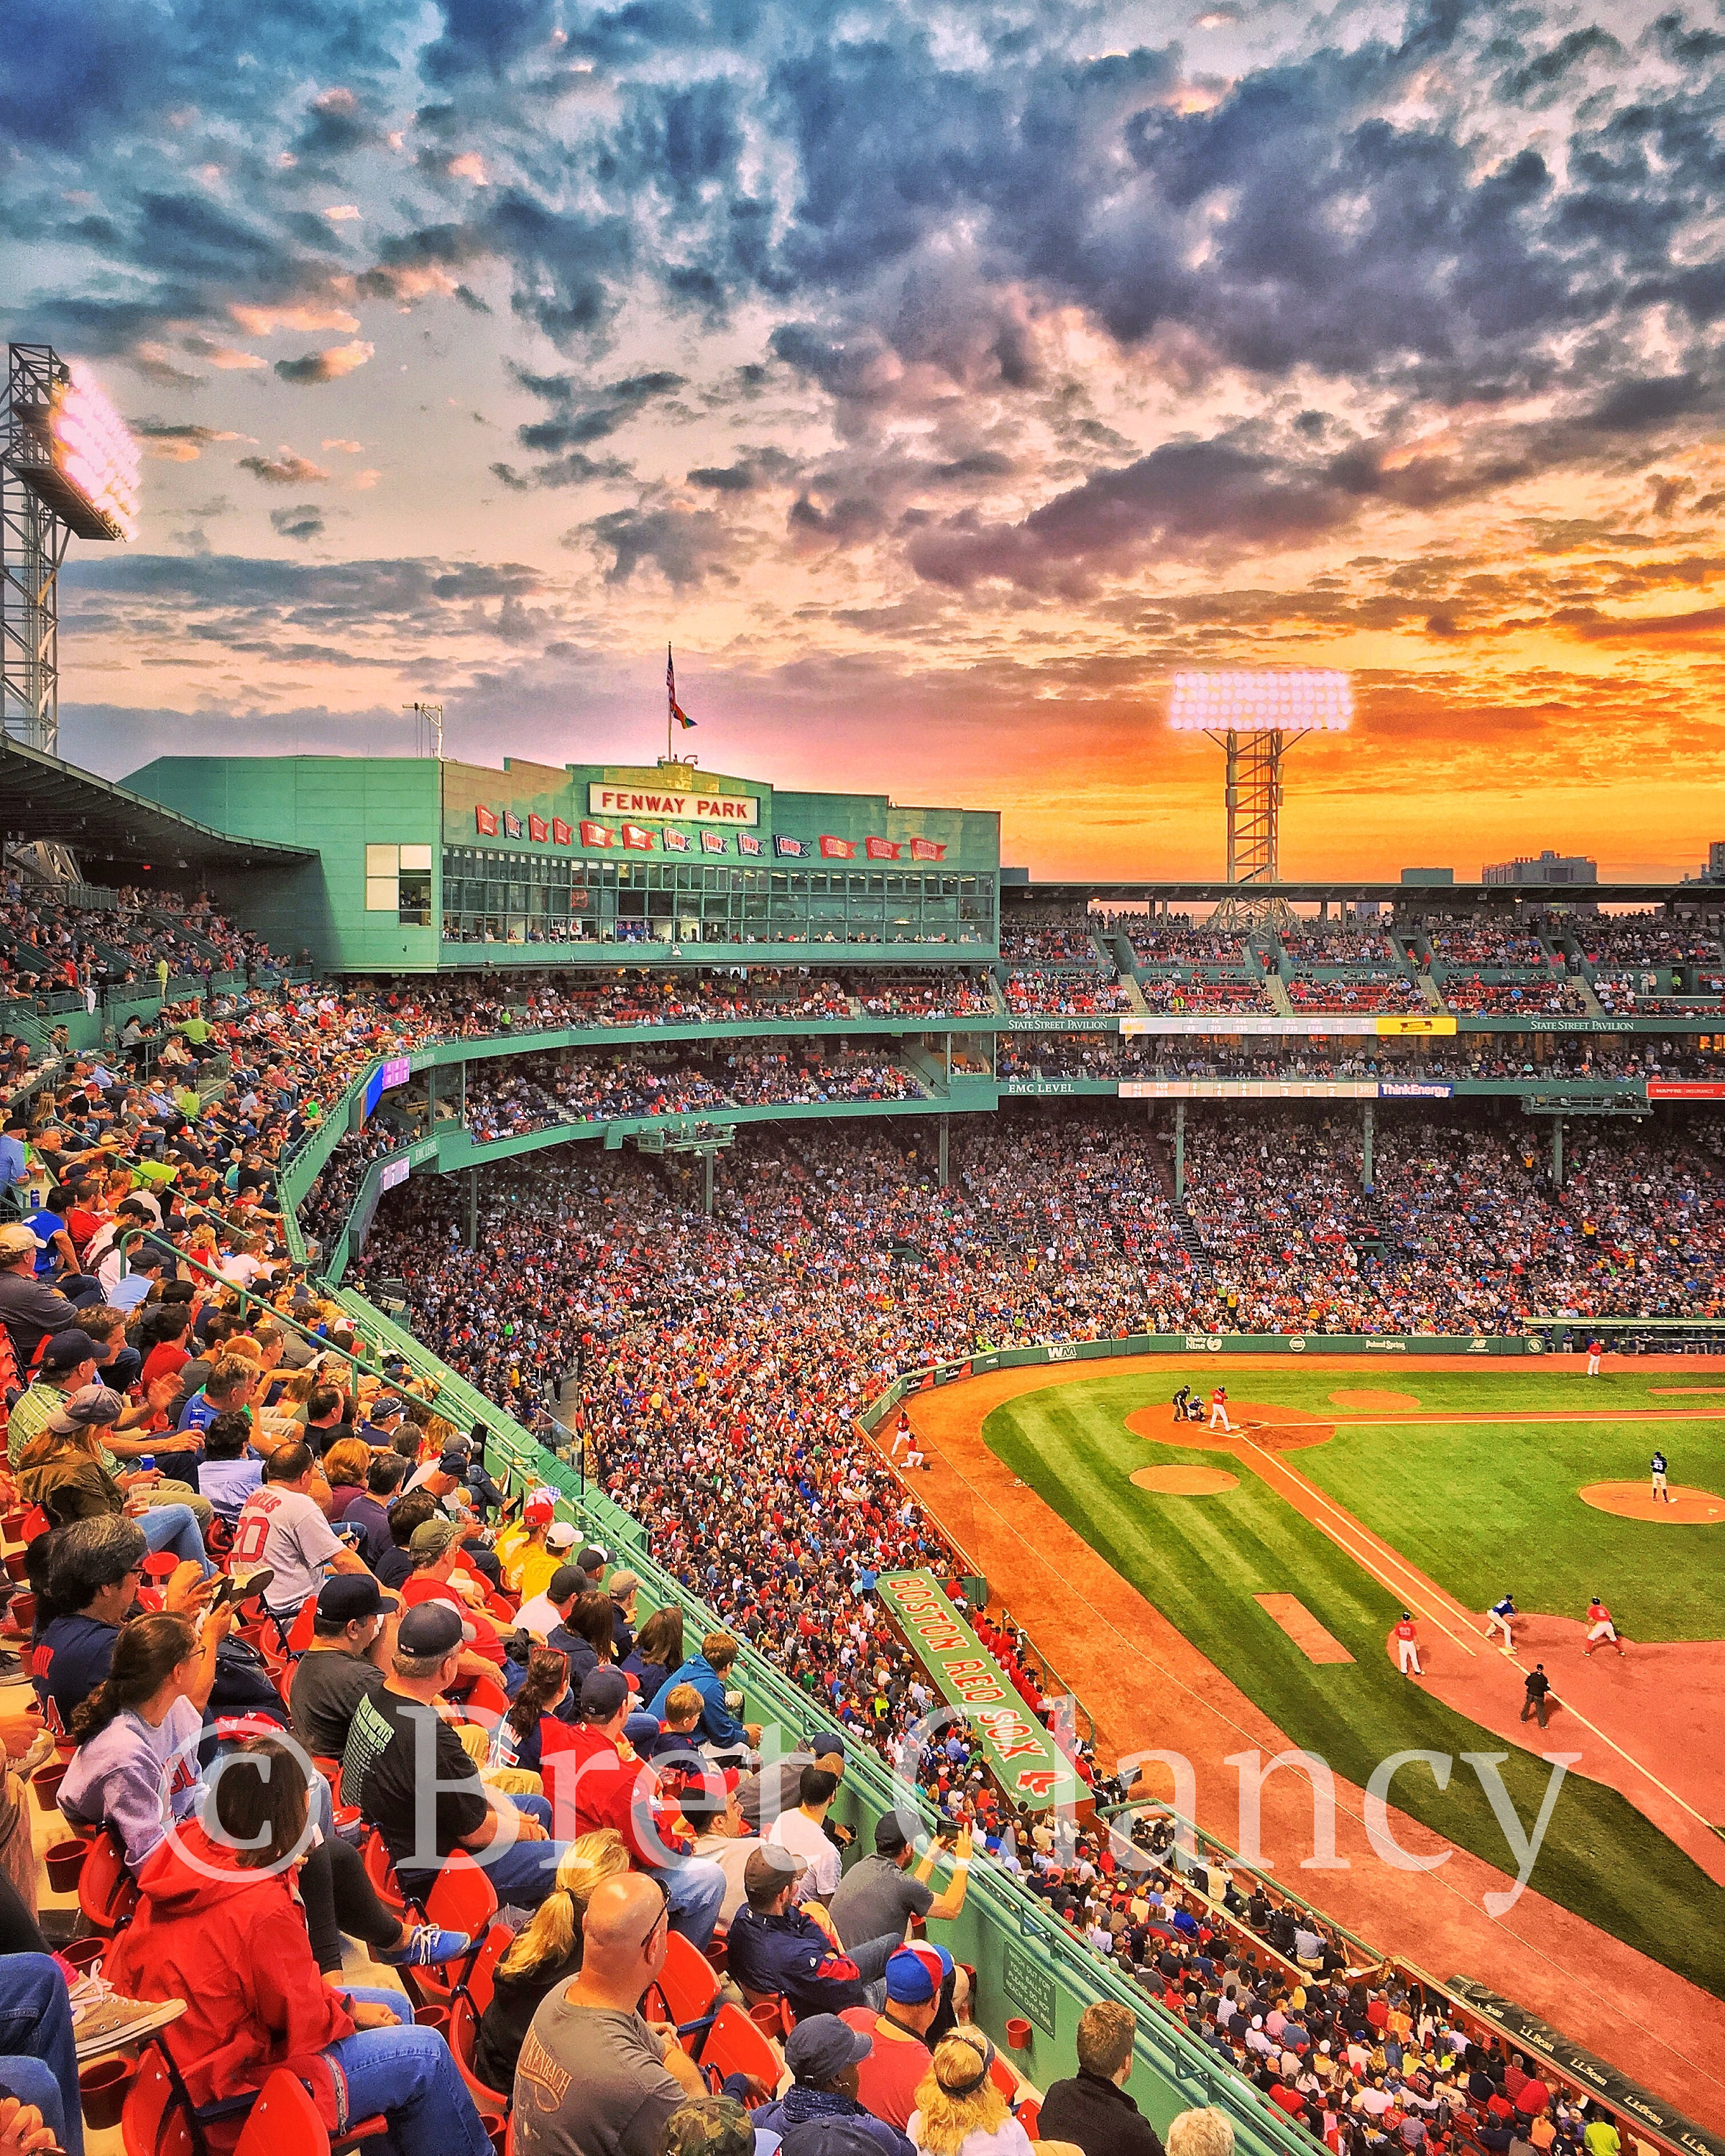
[80,2056,134,2131]
[1005,2017,1032,2050]
[44,1840,89,1894]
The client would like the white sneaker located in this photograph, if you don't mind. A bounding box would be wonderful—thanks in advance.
[70,1971,189,2060]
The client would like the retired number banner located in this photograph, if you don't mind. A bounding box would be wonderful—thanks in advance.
[874,1570,1077,1812]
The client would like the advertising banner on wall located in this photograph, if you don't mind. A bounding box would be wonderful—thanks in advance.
[873,1571,1077,1811]
[1121,1015,1458,1038]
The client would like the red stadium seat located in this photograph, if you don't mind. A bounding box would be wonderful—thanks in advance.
[462,1920,511,2017]
[121,2044,196,2156]
[79,1826,139,1937]
[699,2004,781,2101]
[448,1991,509,2115]
[642,1930,721,2055]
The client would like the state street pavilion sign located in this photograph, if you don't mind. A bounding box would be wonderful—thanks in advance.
[874,1571,1078,1813]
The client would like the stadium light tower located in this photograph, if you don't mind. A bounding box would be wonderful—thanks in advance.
[1,344,139,757]
[1169,670,1351,923]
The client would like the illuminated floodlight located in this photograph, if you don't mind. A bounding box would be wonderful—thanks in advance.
[25,361,141,540]
[1167,667,1353,900]
[1169,670,1352,734]
[4,344,141,755]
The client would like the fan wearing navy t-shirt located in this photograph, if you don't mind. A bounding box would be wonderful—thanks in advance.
[33,1515,155,1736]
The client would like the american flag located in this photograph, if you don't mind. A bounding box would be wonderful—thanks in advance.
[668,645,696,730]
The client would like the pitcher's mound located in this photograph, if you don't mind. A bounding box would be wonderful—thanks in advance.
[1579,1482,1724,1524]
[1328,1389,1421,1413]
[1131,1465,1240,1496]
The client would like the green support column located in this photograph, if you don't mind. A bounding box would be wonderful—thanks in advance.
[703,1148,715,1217]
[1363,1101,1374,1191]
[938,1114,949,1189]
[1552,1115,1564,1189]
[464,1168,478,1250]
[1174,1101,1186,1204]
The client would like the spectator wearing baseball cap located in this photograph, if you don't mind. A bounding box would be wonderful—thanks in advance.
[546,1666,727,1953]
[397,1519,507,1674]
[495,1491,554,1591]
[724,1846,904,2020]
[0,1217,103,1376]
[837,1944,954,2132]
[676,1768,754,1928]
[751,2014,915,2156]
[342,1599,571,1911]
[515,1562,586,1644]
[737,1727,847,1835]
[829,1812,972,1952]
[17,1385,211,1576]
[288,1573,399,1761]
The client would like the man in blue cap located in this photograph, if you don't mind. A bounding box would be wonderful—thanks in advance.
[750,2014,914,2156]
[837,1943,952,2131]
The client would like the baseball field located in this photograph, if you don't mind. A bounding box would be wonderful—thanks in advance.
[974,1365,1725,1997]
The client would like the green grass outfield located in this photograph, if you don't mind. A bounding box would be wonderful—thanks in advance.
[982,1367,1725,1997]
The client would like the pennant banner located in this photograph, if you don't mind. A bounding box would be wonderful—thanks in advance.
[865,837,901,860]
[474,806,499,837]
[661,827,691,854]
[579,820,613,847]
[819,835,857,859]
[527,814,548,843]
[551,819,573,845]
[701,830,730,854]
[502,811,523,839]
[622,824,655,850]
[909,838,947,862]
[775,836,806,857]
[737,832,763,857]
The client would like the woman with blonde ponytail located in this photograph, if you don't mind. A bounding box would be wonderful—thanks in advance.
[474,1829,630,2093]
[909,2031,1035,2156]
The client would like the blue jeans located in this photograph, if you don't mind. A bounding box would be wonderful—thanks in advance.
[323,1988,492,2156]
[643,1854,727,1952]
[0,1953,81,2156]
[466,1797,571,1908]
[137,1503,212,1576]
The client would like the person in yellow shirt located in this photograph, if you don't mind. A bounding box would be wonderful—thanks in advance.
[518,1520,579,1603]
[497,1494,555,1590]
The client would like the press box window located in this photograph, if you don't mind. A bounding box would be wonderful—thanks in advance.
[365,843,433,923]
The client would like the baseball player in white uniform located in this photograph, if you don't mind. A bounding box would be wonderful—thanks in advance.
[1486,1593,1517,1650]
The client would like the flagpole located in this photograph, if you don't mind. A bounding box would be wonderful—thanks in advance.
[667,644,673,765]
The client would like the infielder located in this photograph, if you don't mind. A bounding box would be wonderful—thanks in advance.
[1650,1449,1670,1504]
[1394,1611,1423,1676]
[1208,1383,1232,1432]
[1582,1595,1625,1657]
[889,1409,926,1470]
[1486,1592,1517,1650]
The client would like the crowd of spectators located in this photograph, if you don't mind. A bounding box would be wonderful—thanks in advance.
[1284,978,1427,1015]
[1000,909,1102,965]
[1275,924,1400,967]
[0,929,1716,2156]
[1434,979,1589,1016]
[1108,916,1243,968]
[1417,923,1555,972]
[1138,979,1271,1013]
[1003,972,1133,1016]
[1573,916,1720,969]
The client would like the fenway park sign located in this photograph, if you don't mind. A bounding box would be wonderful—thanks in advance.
[587,783,759,825]
[874,1570,1077,1812]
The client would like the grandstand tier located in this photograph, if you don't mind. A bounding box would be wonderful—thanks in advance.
[3,745,1724,2156]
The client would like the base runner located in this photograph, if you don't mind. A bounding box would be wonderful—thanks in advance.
[1582,1594,1625,1657]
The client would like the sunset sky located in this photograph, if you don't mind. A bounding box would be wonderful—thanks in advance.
[6,0,1722,880]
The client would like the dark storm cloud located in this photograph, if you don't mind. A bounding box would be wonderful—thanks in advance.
[269,503,326,541]
[577,506,740,589]
[61,554,551,653]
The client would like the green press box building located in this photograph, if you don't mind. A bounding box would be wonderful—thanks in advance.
[121,752,1001,973]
